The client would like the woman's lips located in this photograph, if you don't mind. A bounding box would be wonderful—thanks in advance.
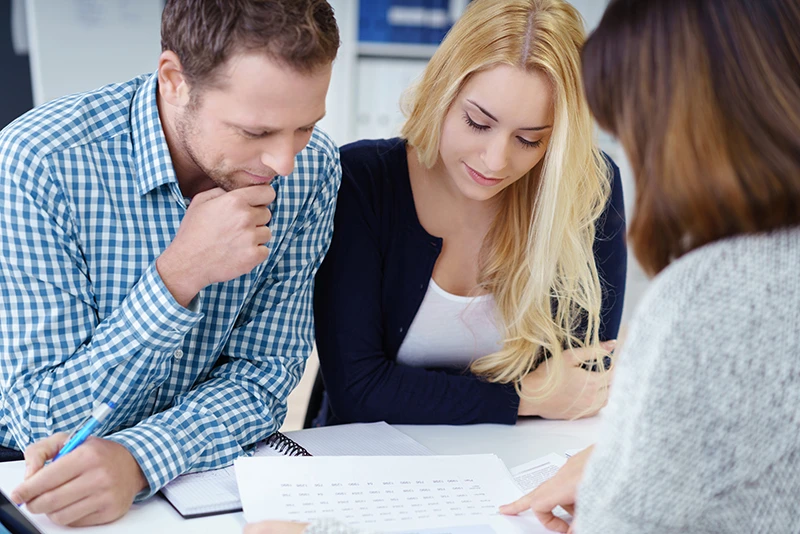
[464,163,503,186]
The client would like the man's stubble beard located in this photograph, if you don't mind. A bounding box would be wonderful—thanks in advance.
[175,101,237,193]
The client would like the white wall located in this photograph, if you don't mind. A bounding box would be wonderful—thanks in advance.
[24,0,162,105]
[569,0,609,31]
[317,0,359,146]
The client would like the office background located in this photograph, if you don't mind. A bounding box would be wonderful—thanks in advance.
[1,0,648,429]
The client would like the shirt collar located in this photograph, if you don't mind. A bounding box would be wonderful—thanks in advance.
[131,72,180,196]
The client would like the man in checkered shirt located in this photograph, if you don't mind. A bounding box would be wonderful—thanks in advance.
[0,0,341,526]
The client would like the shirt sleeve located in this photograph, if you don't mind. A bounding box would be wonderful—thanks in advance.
[314,158,521,426]
[0,155,204,450]
[107,152,342,498]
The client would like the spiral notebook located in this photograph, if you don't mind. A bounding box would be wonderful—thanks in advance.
[160,422,434,518]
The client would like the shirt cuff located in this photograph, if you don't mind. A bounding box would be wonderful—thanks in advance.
[120,262,204,351]
[107,421,190,501]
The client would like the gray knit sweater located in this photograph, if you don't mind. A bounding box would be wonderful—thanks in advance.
[576,227,800,533]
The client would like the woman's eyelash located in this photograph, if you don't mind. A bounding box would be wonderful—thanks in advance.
[518,137,542,149]
[463,112,489,131]
[464,112,543,149]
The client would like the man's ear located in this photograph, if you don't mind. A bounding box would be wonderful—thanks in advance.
[158,50,192,107]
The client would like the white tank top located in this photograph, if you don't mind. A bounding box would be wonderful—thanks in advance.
[396,278,504,369]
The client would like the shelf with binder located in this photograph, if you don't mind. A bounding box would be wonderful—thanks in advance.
[359,0,458,45]
[357,41,440,60]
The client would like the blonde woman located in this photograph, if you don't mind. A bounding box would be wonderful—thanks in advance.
[310,0,625,428]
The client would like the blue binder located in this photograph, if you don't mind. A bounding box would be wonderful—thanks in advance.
[359,0,463,45]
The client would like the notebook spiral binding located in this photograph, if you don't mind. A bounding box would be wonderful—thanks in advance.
[265,432,313,456]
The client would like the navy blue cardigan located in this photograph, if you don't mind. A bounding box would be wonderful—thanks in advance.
[313,138,627,425]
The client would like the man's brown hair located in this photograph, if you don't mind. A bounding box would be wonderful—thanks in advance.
[161,0,339,88]
[582,0,800,275]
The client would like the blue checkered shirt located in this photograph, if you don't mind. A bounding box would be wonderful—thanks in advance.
[0,73,341,498]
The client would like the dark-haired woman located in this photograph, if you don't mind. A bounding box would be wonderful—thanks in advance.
[503,0,800,532]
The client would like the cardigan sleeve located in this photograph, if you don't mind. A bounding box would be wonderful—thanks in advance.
[313,153,521,425]
[595,157,627,342]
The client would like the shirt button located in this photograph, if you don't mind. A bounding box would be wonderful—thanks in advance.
[174,349,184,359]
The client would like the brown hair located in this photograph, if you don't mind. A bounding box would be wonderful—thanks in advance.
[161,0,339,88]
[582,0,800,275]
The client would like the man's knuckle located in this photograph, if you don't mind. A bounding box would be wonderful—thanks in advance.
[232,192,250,208]
[97,470,115,488]
[41,492,61,510]
[97,493,114,511]
[48,511,71,526]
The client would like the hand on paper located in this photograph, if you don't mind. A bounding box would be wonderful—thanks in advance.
[157,184,276,307]
[499,446,594,533]
[244,520,309,534]
[10,433,148,526]
[518,341,615,419]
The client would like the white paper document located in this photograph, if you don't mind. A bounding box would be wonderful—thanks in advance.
[161,422,433,517]
[236,454,550,533]
[510,453,566,492]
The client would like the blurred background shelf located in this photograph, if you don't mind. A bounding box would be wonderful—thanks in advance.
[357,42,439,59]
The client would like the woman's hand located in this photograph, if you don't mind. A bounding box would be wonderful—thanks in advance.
[499,446,594,533]
[244,521,308,534]
[518,341,615,419]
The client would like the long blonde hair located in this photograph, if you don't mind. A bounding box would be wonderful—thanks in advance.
[401,0,610,397]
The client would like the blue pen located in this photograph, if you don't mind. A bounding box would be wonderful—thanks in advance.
[53,401,116,461]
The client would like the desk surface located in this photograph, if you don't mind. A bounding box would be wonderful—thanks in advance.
[397,415,601,467]
[0,416,602,534]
